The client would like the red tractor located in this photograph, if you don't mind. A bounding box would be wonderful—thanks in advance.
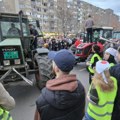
[75,42,103,63]
[72,27,113,63]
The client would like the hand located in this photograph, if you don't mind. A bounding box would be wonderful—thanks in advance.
[34,109,41,120]
[87,94,90,100]
[86,61,90,66]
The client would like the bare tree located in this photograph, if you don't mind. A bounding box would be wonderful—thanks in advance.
[55,0,77,36]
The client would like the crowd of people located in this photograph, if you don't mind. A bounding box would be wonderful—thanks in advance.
[36,37,73,51]
[33,45,120,120]
[32,44,120,120]
[1,16,120,120]
[1,44,120,120]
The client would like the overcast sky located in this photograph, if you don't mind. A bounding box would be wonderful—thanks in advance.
[82,0,120,16]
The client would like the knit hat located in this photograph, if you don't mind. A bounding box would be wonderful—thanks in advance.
[105,48,117,57]
[96,60,110,84]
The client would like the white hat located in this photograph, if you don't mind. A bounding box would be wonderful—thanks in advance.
[105,48,117,57]
[96,60,110,84]
[96,60,110,74]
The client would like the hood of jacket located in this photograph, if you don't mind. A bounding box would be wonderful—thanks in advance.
[41,74,85,109]
[46,74,78,92]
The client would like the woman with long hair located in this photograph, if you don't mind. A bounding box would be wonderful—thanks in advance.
[104,48,117,67]
[84,60,118,120]
[86,44,102,84]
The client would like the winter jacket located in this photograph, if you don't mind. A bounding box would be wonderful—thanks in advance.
[36,74,85,120]
[85,18,94,29]
[110,64,120,120]
[0,83,15,111]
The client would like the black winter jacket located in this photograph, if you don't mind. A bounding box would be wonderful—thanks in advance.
[110,64,120,120]
[36,81,85,120]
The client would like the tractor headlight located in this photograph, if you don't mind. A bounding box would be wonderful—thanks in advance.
[14,59,20,65]
[3,60,10,66]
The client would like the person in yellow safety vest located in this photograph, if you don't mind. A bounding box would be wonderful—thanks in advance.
[86,44,102,84]
[0,108,12,120]
[104,48,117,67]
[84,60,118,120]
[0,83,15,120]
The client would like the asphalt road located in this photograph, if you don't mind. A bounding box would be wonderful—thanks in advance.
[7,62,89,120]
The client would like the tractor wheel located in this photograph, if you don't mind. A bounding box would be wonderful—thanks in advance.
[35,54,54,90]
[69,44,76,54]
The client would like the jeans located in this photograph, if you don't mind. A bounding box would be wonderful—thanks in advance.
[83,113,95,120]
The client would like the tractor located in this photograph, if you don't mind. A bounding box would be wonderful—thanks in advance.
[73,27,113,63]
[103,31,120,50]
[0,12,53,89]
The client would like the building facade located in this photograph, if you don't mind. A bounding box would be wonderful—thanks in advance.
[0,0,120,33]
[79,1,120,31]
[0,0,19,13]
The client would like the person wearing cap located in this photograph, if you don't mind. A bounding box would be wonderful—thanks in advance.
[84,60,117,120]
[104,48,117,67]
[86,44,102,84]
[34,49,85,120]
[109,47,120,120]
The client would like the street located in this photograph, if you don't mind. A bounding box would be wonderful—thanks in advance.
[7,62,89,120]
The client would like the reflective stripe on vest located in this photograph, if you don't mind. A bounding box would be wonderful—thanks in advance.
[88,53,101,74]
[110,63,115,68]
[0,108,13,120]
[87,77,117,120]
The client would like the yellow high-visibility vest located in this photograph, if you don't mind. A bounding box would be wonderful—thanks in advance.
[88,53,101,74]
[0,108,12,120]
[87,76,117,120]
[110,63,115,67]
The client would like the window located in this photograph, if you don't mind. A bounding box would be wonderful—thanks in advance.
[50,21,54,24]
[43,3,47,6]
[51,15,54,18]
[44,9,47,12]
[50,27,54,30]
[37,8,41,11]
[44,16,48,19]
[50,2,54,7]
[0,18,29,37]
[44,21,47,24]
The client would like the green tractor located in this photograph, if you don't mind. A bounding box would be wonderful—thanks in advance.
[0,12,53,89]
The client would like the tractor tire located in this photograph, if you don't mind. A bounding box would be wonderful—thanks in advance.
[35,54,54,90]
[69,44,76,54]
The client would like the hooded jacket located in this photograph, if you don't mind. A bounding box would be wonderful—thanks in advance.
[36,74,85,120]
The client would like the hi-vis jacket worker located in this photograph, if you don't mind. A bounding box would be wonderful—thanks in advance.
[84,60,117,120]
[0,83,15,120]
[104,48,117,67]
[86,45,102,84]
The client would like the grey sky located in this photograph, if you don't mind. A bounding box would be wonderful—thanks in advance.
[82,0,120,16]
